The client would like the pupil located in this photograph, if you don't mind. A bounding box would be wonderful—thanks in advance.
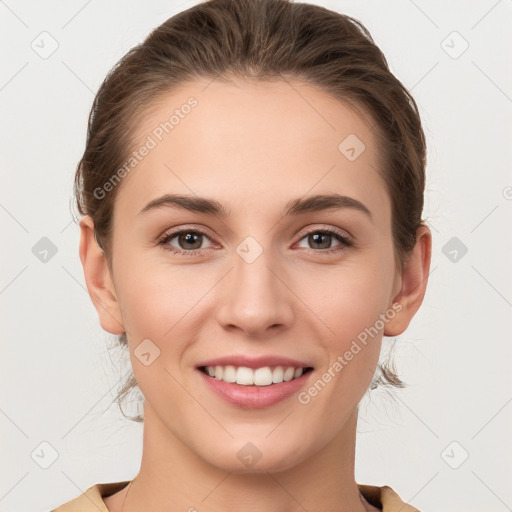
[310,233,330,249]
[180,232,202,249]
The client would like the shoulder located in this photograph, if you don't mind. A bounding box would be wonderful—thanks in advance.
[358,483,422,512]
[50,480,420,512]
[51,481,130,512]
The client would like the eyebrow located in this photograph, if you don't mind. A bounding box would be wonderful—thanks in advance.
[138,193,373,221]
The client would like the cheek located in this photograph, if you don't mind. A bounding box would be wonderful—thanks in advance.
[116,272,168,333]
[309,258,391,386]
[113,246,193,329]
[113,257,210,375]
[325,292,384,377]
[318,262,391,336]
[116,268,194,402]
[308,280,385,418]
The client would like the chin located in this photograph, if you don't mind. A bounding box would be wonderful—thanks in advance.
[197,438,307,474]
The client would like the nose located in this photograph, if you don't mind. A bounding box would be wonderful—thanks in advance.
[215,246,295,337]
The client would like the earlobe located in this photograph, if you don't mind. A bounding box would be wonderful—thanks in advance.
[384,225,432,337]
[79,215,125,335]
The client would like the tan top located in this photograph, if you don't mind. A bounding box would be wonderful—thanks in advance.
[51,480,421,511]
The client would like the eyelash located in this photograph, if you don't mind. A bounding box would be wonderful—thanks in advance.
[157,226,354,256]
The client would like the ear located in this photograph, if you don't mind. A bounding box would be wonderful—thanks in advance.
[384,224,432,336]
[79,215,125,335]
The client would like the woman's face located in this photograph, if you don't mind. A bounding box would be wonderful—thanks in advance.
[94,78,413,472]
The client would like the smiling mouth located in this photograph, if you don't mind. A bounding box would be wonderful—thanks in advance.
[198,365,314,386]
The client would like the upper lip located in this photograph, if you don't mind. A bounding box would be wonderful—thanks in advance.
[196,355,313,370]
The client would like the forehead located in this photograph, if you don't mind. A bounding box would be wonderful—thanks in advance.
[114,78,390,226]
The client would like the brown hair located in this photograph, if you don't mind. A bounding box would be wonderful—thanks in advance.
[73,0,428,422]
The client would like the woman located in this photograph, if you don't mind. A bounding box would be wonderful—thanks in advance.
[53,0,431,510]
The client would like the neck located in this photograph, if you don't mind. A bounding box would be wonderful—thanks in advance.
[115,403,374,512]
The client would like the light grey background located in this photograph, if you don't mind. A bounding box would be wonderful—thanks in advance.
[1,1,511,511]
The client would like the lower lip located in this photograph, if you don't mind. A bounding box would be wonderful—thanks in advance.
[197,368,314,409]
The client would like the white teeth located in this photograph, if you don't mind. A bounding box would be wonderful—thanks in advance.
[272,366,283,383]
[236,366,254,385]
[253,367,273,386]
[223,365,236,382]
[283,367,295,381]
[204,365,308,386]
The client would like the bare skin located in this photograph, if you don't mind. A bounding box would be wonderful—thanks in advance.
[80,77,431,512]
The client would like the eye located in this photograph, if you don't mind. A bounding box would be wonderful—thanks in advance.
[158,228,213,256]
[296,227,353,254]
[157,226,353,256]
